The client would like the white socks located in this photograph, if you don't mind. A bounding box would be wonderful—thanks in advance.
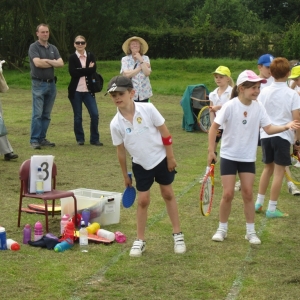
[267,200,277,212]
[256,194,265,206]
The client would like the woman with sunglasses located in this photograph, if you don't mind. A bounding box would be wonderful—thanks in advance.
[121,36,152,103]
[68,35,103,146]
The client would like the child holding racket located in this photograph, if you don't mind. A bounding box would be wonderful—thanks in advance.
[208,70,300,244]
[199,66,233,183]
[107,75,186,257]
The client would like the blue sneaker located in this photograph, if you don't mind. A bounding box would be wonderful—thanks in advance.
[255,203,263,212]
[266,209,289,218]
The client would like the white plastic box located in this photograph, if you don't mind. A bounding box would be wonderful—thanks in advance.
[60,188,122,226]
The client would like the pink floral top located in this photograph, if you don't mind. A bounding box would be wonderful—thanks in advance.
[120,55,153,101]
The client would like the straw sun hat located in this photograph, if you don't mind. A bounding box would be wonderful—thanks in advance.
[122,36,149,55]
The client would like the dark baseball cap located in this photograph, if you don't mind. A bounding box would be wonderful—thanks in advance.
[105,75,133,95]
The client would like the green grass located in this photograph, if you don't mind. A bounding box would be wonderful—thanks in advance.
[3,58,259,95]
[1,59,300,300]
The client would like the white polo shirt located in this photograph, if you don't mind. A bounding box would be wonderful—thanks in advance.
[110,102,166,170]
[258,82,300,144]
[215,97,271,162]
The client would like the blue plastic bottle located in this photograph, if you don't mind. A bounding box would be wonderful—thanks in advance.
[0,226,7,250]
[54,238,74,252]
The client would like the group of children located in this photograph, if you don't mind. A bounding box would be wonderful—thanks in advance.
[206,55,300,244]
[105,54,300,257]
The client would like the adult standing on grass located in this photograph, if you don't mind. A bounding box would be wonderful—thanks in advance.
[0,61,18,161]
[107,75,186,257]
[121,36,152,103]
[68,35,103,146]
[255,58,300,217]
[28,23,64,149]
[208,70,300,244]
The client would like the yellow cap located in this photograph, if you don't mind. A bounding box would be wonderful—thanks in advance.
[288,66,300,79]
[213,66,231,77]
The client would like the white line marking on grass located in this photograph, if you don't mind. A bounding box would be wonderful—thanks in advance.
[84,177,200,286]
[225,217,268,300]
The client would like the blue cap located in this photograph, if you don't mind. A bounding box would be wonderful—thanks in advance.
[258,54,274,67]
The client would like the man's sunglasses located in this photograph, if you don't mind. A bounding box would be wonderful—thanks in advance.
[75,41,86,45]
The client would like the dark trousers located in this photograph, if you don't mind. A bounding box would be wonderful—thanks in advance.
[70,91,100,143]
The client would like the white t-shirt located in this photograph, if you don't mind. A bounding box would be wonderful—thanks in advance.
[258,82,300,144]
[209,85,233,130]
[288,79,300,93]
[260,76,274,91]
[110,102,166,170]
[214,97,271,162]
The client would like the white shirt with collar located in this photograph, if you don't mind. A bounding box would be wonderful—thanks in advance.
[110,102,166,170]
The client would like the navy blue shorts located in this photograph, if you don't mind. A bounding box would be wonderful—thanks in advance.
[220,157,255,176]
[132,157,176,191]
[261,136,291,166]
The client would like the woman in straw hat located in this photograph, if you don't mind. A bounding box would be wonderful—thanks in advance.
[121,36,153,102]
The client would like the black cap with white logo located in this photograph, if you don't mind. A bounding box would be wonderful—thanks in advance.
[105,75,133,95]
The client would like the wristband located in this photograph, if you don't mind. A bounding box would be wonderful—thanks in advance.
[162,135,172,145]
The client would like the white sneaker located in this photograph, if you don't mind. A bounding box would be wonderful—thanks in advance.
[234,180,241,191]
[173,233,186,254]
[129,239,146,257]
[288,182,300,196]
[245,232,261,245]
[212,229,227,242]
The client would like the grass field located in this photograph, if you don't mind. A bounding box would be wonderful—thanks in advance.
[1,59,300,300]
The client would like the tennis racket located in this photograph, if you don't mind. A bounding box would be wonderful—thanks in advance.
[200,160,215,216]
[197,106,211,133]
[122,172,136,208]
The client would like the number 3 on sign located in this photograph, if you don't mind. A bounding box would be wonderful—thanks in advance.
[29,155,55,193]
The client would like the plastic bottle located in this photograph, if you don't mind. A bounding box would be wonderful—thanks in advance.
[79,219,88,252]
[0,226,7,250]
[54,238,73,252]
[60,214,70,235]
[86,222,100,234]
[97,229,115,242]
[81,209,90,228]
[6,239,20,251]
[23,224,31,244]
[34,221,43,241]
[36,167,44,194]
[115,231,126,243]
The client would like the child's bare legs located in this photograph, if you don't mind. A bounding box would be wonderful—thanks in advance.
[269,164,285,201]
[239,172,255,223]
[136,190,150,240]
[255,163,274,210]
[219,175,236,222]
[160,184,181,233]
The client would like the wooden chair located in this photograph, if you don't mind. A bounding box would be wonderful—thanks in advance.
[18,159,77,232]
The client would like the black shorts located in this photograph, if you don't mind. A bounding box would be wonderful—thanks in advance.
[132,157,176,191]
[220,157,255,176]
[215,129,223,143]
[261,136,291,166]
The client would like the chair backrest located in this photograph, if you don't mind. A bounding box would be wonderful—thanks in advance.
[19,159,57,194]
[191,86,208,109]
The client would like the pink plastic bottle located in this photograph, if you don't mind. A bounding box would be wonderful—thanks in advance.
[115,231,126,243]
[60,214,70,235]
[23,224,31,244]
[34,221,43,241]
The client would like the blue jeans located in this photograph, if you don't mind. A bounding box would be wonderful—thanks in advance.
[70,92,100,143]
[30,80,56,143]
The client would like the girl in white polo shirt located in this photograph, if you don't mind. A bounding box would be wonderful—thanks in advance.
[207,70,300,244]
[200,66,233,183]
